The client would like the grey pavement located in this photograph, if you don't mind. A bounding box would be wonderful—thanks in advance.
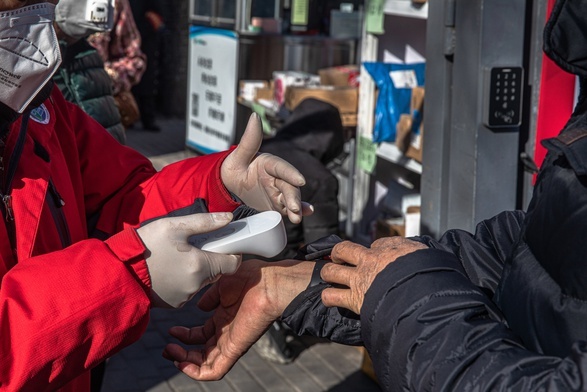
[100,117,382,392]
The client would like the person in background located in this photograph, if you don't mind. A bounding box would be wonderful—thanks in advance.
[129,0,165,132]
[53,0,126,144]
[161,1,587,390]
[0,1,312,391]
[88,0,146,129]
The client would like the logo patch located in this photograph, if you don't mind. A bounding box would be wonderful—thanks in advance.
[30,104,50,125]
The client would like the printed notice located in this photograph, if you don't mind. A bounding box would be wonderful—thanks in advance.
[291,0,309,25]
[186,26,238,154]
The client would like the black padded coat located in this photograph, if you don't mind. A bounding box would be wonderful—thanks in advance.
[54,39,126,144]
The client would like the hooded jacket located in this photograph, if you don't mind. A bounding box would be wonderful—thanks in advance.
[0,85,240,391]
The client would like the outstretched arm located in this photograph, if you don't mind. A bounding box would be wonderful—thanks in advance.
[162,259,314,380]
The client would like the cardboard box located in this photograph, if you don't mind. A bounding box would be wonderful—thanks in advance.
[359,347,378,383]
[239,80,268,101]
[273,71,320,107]
[284,85,358,114]
[254,81,274,102]
[319,65,360,87]
[395,87,424,163]
[340,112,357,127]
[375,217,405,240]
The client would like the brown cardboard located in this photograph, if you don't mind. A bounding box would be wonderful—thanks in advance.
[340,112,357,127]
[319,65,360,87]
[239,80,268,101]
[405,127,423,163]
[375,218,405,239]
[284,86,358,114]
[395,114,413,154]
[359,347,378,383]
[395,87,425,163]
[254,87,274,102]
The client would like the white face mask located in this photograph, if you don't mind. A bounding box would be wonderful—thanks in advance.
[55,0,114,41]
[0,3,62,114]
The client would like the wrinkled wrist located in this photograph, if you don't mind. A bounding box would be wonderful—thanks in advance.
[265,260,314,317]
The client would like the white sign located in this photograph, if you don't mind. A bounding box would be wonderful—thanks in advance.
[186,27,238,154]
[389,69,418,89]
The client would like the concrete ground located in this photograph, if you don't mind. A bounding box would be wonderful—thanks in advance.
[99,117,382,392]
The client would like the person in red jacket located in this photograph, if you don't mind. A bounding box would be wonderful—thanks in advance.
[0,1,311,391]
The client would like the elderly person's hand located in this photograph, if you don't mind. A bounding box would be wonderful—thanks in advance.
[221,114,314,224]
[162,259,314,380]
[321,237,428,314]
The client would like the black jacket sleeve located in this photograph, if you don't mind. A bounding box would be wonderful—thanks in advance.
[281,212,526,347]
[362,248,587,391]
[417,210,525,295]
[281,235,363,345]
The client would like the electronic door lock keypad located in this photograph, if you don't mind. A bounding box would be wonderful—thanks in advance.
[483,67,524,129]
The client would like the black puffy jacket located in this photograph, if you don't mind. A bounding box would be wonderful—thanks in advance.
[284,134,587,390]
[54,39,126,144]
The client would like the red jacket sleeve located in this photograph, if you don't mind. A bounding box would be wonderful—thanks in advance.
[0,228,150,391]
[52,87,240,235]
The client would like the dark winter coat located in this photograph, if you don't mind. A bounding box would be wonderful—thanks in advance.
[54,39,126,144]
[283,135,587,390]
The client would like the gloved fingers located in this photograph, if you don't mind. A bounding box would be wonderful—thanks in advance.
[261,154,306,188]
[321,287,357,314]
[200,251,242,279]
[320,263,352,287]
[301,201,315,217]
[227,114,263,168]
[273,178,304,224]
[172,212,234,237]
[330,241,368,266]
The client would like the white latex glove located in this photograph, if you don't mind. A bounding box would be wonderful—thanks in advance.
[136,212,241,308]
[221,113,314,224]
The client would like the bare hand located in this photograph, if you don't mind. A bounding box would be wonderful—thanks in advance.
[162,259,314,380]
[221,114,313,224]
[321,237,427,314]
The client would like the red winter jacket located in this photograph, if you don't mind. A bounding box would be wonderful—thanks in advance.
[0,86,240,391]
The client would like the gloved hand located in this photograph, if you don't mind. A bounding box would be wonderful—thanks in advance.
[221,113,314,224]
[136,212,241,308]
